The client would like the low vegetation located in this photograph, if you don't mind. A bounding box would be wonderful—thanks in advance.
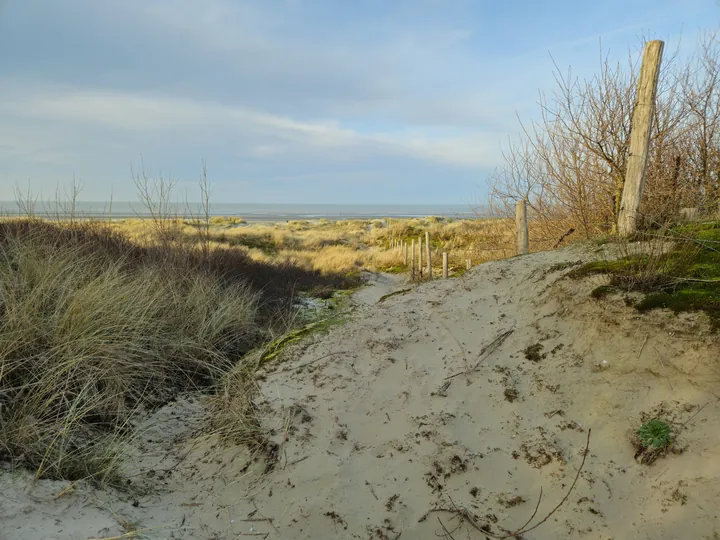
[637,419,672,451]
[571,221,720,328]
[109,214,553,279]
[0,218,356,483]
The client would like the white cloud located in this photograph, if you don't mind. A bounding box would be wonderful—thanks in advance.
[0,81,506,170]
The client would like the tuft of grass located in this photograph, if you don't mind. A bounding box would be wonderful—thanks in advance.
[637,418,672,450]
[0,218,359,484]
[0,222,261,482]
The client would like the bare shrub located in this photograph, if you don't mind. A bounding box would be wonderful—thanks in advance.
[490,32,720,239]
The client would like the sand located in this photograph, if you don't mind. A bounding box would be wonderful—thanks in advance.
[2,242,720,539]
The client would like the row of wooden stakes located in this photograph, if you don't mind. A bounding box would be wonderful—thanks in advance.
[389,233,471,280]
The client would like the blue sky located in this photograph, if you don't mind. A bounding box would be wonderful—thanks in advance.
[0,0,717,204]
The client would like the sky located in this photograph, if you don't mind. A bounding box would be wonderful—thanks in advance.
[0,0,717,204]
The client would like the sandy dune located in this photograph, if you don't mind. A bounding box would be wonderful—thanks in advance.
[2,243,720,539]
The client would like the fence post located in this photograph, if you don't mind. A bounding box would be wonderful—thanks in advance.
[443,252,449,279]
[411,239,416,279]
[466,259,471,270]
[404,242,408,265]
[418,236,423,279]
[618,40,665,237]
[425,231,432,280]
[516,200,529,255]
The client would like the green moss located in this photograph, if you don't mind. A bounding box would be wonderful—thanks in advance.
[258,319,331,366]
[570,224,720,327]
[547,260,584,273]
[636,287,720,327]
[568,258,640,278]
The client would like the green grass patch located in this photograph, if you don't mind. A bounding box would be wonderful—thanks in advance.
[383,264,407,274]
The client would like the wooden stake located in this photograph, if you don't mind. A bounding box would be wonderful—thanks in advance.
[418,236,423,279]
[442,252,448,279]
[618,40,664,237]
[516,200,529,255]
[425,231,432,280]
[404,242,408,265]
[411,239,416,279]
[466,259,471,270]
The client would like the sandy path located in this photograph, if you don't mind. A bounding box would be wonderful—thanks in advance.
[2,244,720,539]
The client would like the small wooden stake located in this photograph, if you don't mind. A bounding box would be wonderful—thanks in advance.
[411,239,416,279]
[425,231,432,280]
[516,200,529,255]
[418,236,423,279]
[404,242,408,265]
[442,252,449,279]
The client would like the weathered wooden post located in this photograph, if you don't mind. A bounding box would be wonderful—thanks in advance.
[442,252,449,279]
[618,40,664,237]
[516,200,529,255]
[411,239,416,279]
[466,259,471,270]
[425,231,432,280]
[404,242,408,265]
[418,236,423,279]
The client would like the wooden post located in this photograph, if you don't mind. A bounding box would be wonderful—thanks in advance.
[425,231,432,280]
[418,236,423,279]
[404,242,408,265]
[618,40,664,237]
[411,239,416,279]
[466,259,471,270]
[516,200,529,255]
[442,252,448,279]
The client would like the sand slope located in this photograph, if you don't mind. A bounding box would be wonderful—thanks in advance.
[2,243,720,539]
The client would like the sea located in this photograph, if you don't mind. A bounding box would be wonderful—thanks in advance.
[0,202,484,222]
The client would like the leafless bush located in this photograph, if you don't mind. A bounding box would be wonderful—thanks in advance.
[490,31,720,239]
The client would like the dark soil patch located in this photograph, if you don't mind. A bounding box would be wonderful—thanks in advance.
[385,494,400,511]
[524,343,547,362]
[498,494,527,508]
[324,511,348,530]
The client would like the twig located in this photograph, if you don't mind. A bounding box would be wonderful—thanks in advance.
[638,333,649,359]
[437,517,459,540]
[251,500,280,535]
[432,429,591,539]
[285,455,309,469]
[679,402,708,429]
[505,428,591,538]
[514,487,543,532]
[365,480,379,500]
[445,329,514,381]
[265,351,351,376]
[89,530,156,540]
[438,319,468,363]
